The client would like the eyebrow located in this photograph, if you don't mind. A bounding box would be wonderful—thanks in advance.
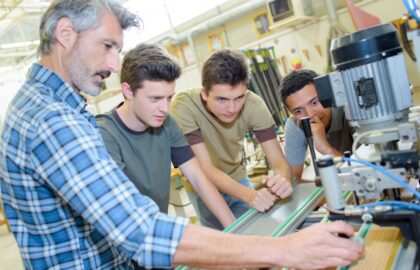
[291,96,318,113]
[148,94,174,98]
[214,94,245,100]
[308,96,318,103]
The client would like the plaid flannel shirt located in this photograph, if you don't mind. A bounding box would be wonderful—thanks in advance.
[0,64,188,269]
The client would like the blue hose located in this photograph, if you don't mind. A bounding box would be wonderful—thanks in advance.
[357,200,420,212]
[404,0,420,22]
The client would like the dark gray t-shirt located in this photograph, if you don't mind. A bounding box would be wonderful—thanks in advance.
[284,107,354,166]
[96,109,194,213]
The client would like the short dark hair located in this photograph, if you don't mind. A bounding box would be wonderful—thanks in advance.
[120,43,181,95]
[202,48,250,93]
[279,69,319,106]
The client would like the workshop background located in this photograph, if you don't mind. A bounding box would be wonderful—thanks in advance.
[0,0,419,269]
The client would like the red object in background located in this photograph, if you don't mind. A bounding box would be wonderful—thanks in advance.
[345,0,381,30]
[290,48,302,70]
[291,57,302,70]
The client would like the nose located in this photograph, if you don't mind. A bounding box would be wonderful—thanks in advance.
[106,50,120,73]
[227,101,236,114]
[159,99,170,114]
[306,107,316,119]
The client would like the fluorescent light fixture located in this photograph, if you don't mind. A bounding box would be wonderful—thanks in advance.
[0,40,40,49]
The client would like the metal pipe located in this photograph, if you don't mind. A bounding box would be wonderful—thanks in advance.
[323,0,339,24]
[150,0,266,46]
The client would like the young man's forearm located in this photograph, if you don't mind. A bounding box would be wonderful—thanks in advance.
[196,185,236,228]
[190,143,268,209]
[201,165,256,205]
[181,159,235,228]
[260,138,292,181]
[271,163,292,182]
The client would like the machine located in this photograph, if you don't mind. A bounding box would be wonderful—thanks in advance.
[313,22,419,206]
[313,22,420,269]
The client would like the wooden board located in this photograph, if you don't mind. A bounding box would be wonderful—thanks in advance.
[351,224,402,269]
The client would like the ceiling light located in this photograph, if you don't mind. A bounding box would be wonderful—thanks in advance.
[0,40,40,49]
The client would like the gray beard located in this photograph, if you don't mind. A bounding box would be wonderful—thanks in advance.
[76,81,103,97]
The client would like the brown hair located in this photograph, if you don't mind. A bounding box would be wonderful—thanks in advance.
[201,48,250,94]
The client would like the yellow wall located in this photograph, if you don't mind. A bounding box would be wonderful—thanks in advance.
[174,0,419,92]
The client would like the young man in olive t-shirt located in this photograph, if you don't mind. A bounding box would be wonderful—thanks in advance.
[170,49,293,230]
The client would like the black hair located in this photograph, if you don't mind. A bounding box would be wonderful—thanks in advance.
[279,69,318,105]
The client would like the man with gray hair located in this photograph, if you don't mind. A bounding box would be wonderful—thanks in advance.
[0,1,363,269]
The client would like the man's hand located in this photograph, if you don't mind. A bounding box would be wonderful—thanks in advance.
[261,174,293,199]
[310,116,342,156]
[247,188,277,212]
[309,116,329,153]
[277,221,364,269]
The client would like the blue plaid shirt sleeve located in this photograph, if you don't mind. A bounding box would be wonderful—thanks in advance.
[30,105,188,268]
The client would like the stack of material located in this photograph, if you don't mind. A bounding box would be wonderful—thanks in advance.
[244,48,289,128]
[351,225,402,269]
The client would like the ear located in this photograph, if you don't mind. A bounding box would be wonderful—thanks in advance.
[121,82,134,99]
[55,17,77,51]
[200,88,208,101]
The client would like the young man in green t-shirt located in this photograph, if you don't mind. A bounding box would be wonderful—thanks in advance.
[170,49,293,229]
[96,44,235,229]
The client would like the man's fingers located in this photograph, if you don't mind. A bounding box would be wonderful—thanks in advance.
[280,222,364,269]
[310,116,321,123]
[323,241,364,263]
[264,175,283,188]
[253,188,276,211]
[324,221,356,237]
[310,234,363,267]
[258,188,276,205]
[279,185,293,198]
[316,257,353,268]
[318,222,365,260]
[271,183,291,198]
[261,175,268,185]
[265,176,292,198]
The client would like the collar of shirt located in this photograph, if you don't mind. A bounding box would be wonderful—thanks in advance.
[327,106,345,134]
[28,63,88,115]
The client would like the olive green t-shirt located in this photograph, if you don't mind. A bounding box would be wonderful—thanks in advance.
[96,109,194,213]
[170,88,275,181]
